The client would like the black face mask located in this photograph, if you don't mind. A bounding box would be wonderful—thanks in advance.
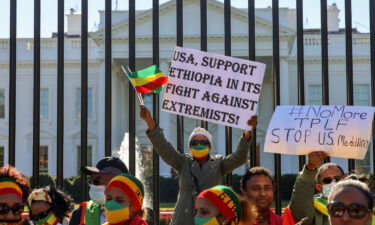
[0,218,22,224]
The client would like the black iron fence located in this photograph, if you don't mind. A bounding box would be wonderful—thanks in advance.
[4,0,375,224]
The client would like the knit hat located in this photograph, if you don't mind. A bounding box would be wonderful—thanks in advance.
[105,173,144,213]
[0,177,23,200]
[197,185,242,225]
[188,127,213,149]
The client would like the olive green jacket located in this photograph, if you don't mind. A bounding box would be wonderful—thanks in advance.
[146,126,251,225]
[290,165,329,225]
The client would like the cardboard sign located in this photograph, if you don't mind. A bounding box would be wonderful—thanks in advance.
[162,47,266,130]
[264,105,375,159]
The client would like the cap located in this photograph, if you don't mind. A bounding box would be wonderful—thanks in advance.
[81,157,129,175]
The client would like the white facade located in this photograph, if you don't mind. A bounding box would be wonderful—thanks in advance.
[0,0,372,177]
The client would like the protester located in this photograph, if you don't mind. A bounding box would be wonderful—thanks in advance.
[327,179,373,225]
[289,151,345,225]
[140,105,257,225]
[240,167,282,225]
[69,157,129,225]
[0,165,30,225]
[194,185,256,225]
[28,186,73,225]
[103,173,147,225]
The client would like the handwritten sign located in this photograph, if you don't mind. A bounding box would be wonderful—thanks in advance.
[264,105,375,159]
[162,47,266,130]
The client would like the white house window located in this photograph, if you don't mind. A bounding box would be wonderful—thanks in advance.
[77,145,92,175]
[40,89,49,119]
[39,146,48,173]
[308,85,322,105]
[76,88,93,119]
[0,146,4,167]
[0,89,5,118]
[354,85,370,106]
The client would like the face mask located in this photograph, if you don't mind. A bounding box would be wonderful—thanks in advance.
[191,145,210,161]
[89,184,106,205]
[34,212,59,225]
[104,200,130,224]
[194,216,220,225]
[0,218,22,225]
[322,182,337,197]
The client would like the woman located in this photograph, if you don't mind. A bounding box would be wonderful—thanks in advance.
[103,173,147,225]
[28,186,73,225]
[0,165,30,225]
[195,185,256,225]
[327,179,373,225]
[140,105,257,225]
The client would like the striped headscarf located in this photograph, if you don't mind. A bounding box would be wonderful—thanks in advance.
[0,177,23,200]
[28,188,52,206]
[105,173,144,213]
[197,185,242,225]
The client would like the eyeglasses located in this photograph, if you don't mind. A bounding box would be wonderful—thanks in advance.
[190,139,210,147]
[30,208,52,221]
[87,176,101,186]
[0,203,25,216]
[327,201,371,219]
[320,176,342,185]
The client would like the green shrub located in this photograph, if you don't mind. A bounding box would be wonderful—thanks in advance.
[29,173,56,188]
[281,173,297,200]
[160,176,178,203]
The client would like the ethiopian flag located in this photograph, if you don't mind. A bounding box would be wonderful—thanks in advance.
[129,65,168,94]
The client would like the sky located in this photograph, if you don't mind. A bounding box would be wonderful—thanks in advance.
[0,0,370,38]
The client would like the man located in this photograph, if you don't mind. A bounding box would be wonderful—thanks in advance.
[140,105,257,225]
[241,167,282,225]
[289,151,345,225]
[69,156,129,225]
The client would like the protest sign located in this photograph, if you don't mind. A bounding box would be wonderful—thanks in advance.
[162,46,266,130]
[264,105,375,159]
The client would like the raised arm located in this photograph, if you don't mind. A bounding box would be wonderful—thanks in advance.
[140,105,185,170]
[290,151,327,223]
[221,116,257,174]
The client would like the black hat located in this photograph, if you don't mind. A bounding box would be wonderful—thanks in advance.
[81,157,129,175]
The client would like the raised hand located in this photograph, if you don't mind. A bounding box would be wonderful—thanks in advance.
[244,115,258,141]
[140,105,156,130]
[306,151,328,170]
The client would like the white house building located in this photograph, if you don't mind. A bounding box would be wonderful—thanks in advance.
[0,0,372,177]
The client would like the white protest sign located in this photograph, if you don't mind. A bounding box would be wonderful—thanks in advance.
[162,47,266,130]
[264,105,375,159]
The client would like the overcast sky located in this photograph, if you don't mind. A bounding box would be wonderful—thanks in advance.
[0,0,370,38]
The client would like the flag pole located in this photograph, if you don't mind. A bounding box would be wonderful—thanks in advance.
[120,65,144,105]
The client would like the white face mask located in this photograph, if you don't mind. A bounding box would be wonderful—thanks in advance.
[322,182,336,197]
[89,184,106,205]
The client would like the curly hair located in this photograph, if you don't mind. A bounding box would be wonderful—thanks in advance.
[30,186,74,220]
[0,164,30,202]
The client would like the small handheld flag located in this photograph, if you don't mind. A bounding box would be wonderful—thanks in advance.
[127,65,168,94]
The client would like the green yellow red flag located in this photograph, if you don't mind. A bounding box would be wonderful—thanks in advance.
[128,65,168,94]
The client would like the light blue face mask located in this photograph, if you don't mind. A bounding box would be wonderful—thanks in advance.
[322,182,337,197]
[89,184,106,205]
[194,216,220,225]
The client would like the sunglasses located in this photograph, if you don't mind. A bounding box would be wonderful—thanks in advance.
[190,139,210,147]
[87,176,101,186]
[320,176,342,185]
[327,201,371,219]
[30,207,52,221]
[0,203,25,216]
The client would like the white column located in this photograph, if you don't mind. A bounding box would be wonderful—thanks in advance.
[97,61,106,161]
[280,57,290,105]
[158,59,172,177]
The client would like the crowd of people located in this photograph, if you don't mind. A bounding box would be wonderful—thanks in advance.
[0,105,373,225]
